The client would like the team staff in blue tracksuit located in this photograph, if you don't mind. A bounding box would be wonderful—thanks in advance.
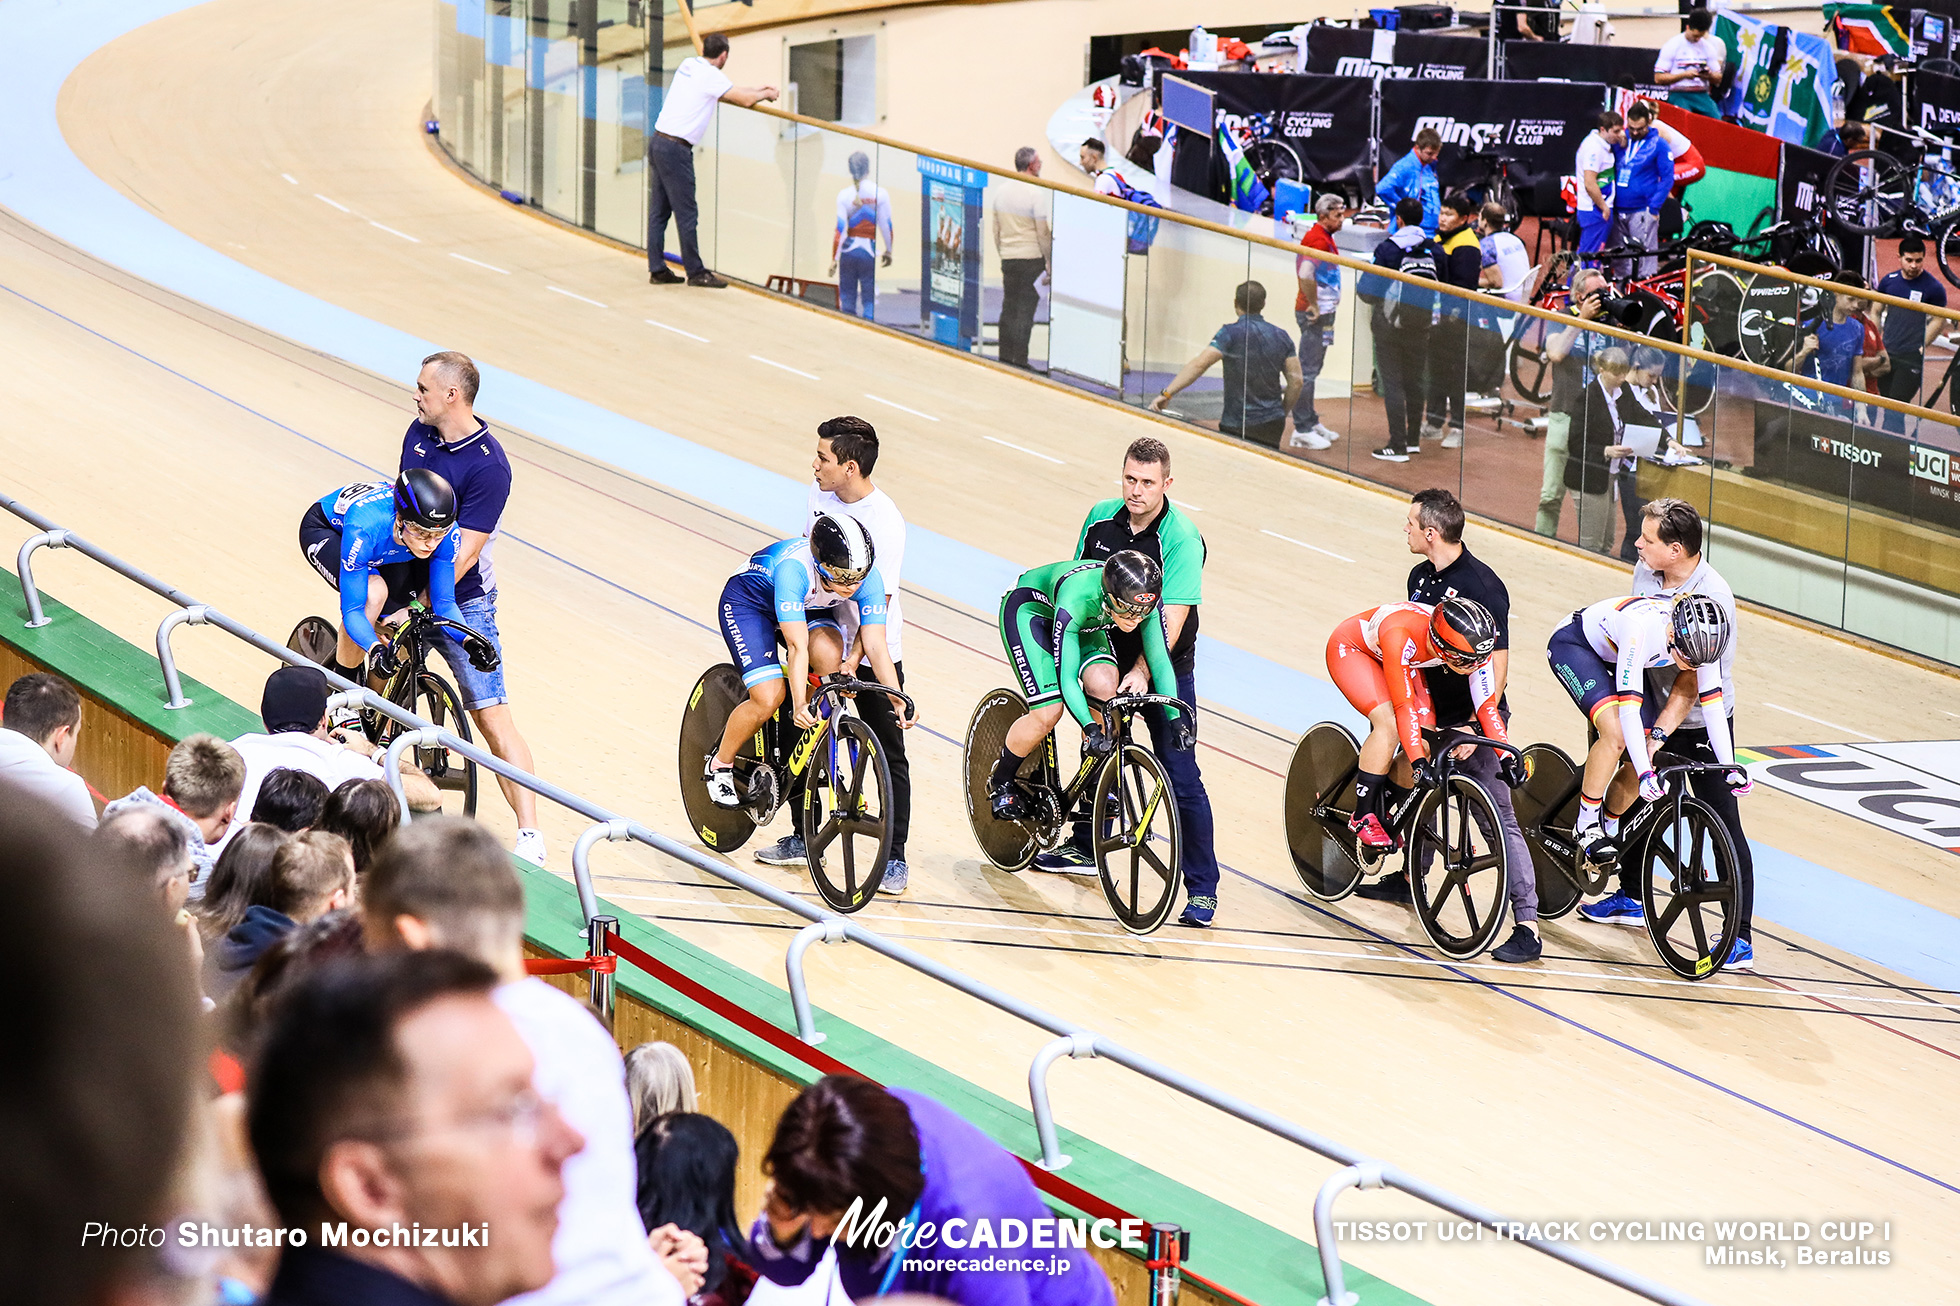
[1376,128,1442,236]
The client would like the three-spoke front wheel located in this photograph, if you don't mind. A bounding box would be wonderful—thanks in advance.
[1092,744,1182,935]
[801,715,891,912]
[1407,775,1510,958]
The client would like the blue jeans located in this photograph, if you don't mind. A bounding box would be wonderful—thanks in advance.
[838,248,877,320]
[433,592,508,710]
[1145,666,1220,901]
[1294,308,1333,426]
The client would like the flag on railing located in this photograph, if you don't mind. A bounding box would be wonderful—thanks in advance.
[1217,127,1270,214]
[1716,10,1837,149]
[1825,4,1911,59]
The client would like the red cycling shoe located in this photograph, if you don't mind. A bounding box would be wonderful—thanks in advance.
[1349,812,1398,851]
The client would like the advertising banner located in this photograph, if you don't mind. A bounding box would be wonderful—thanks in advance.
[1502,41,1667,98]
[1303,25,1488,80]
[1165,71,1376,188]
[1752,404,1960,532]
[1778,141,1869,271]
[1737,741,1960,857]
[1378,78,1606,190]
[916,157,987,349]
[1917,68,1960,142]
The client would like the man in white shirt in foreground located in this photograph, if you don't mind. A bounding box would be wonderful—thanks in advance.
[648,32,778,288]
[0,673,95,828]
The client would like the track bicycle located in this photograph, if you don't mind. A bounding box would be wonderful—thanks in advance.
[962,688,1188,935]
[678,667,910,912]
[1282,722,1529,959]
[1455,150,1526,223]
[1513,745,1743,979]
[1824,137,1960,287]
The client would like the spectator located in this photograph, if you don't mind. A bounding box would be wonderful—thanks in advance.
[3,785,198,1306]
[318,776,401,873]
[226,665,436,841]
[0,672,93,827]
[208,829,354,1000]
[1655,10,1726,118]
[1877,234,1947,431]
[402,350,546,863]
[626,1041,700,1129]
[1538,265,1612,536]
[750,1076,1114,1303]
[97,807,202,986]
[1361,196,1440,462]
[363,818,702,1305]
[1834,269,1888,420]
[993,146,1051,370]
[830,151,894,321]
[1376,127,1442,235]
[197,822,291,944]
[1077,137,1122,197]
[1618,348,1673,560]
[224,907,367,1056]
[1823,119,1870,159]
[102,732,244,896]
[648,33,776,288]
[247,951,584,1306]
[636,1113,757,1306]
[1150,280,1302,449]
[1793,274,1869,413]
[1425,190,1482,450]
[1289,191,1347,450]
[1564,346,1638,553]
[250,766,330,832]
[1575,111,1626,262]
[1470,201,1530,401]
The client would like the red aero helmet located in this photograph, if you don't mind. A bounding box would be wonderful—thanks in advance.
[1430,596,1497,670]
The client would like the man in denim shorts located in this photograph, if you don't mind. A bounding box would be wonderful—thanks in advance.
[399,351,545,865]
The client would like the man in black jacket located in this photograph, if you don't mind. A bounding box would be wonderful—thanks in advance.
[1563,347,1638,553]
[1365,197,1440,462]
[1425,191,1484,449]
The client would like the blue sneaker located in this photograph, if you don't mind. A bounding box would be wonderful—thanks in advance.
[754,834,806,866]
[1579,892,1645,927]
[1725,936,1755,971]
[1175,896,1216,928]
[878,859,908,895]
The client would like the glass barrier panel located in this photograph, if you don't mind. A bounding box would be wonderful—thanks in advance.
[1122,217,1253,442]
[589,0,649,246]
[436,2,468,172]
[698,103,797,287]
[983,173,1052,374]
[486,1,528,196]
[532,0,582,224]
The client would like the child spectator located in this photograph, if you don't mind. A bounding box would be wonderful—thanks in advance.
[249,767,330,832]
[206,829,353,999]
[103,732,245,895]
[197,822,291,944]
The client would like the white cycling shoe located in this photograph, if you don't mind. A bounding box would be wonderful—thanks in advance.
[704,760,742,809]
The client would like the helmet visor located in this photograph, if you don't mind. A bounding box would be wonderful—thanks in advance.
[815,561,870,588]
[398,520,449,548]
[1105,592,1156,621]
[1437,644,1488,672]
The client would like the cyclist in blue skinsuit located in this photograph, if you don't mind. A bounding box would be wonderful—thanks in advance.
[298,470,470,682]
[707,512,913,807]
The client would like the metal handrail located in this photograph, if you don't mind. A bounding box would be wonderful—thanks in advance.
[0,489,1706,1306]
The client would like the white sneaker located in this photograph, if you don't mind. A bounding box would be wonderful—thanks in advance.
[1288,429,1333,450]
[1440,429,1463,449]
[1313,422,1341,442]
[513,828,547,866]
[1419,420,1447,441]
[705,762,741,808]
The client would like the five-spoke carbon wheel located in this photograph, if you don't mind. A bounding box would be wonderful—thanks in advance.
[1639,793,1741,980]
[800,715,891,912]
[1407,775,1510,958]
[1092,744,1182,935]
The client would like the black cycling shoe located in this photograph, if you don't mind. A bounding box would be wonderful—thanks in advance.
[1579,829,1621,868]
[989,781,1031,821]
[1491,923,1543,964]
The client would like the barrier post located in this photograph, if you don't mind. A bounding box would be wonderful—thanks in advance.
[155,604,210,709]
[785,919,850,1044]
[587,913,618,1028]
[16,529,70,628]
[570,818,632,926]
[1147,1223,1187,1306]
[1313,1162,1387,1306]
[383,727,445,821]
[1028,1032,1098,1171]
[1678,249,1694,427]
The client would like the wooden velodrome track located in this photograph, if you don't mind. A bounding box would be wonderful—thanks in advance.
[1,0,1953,1299]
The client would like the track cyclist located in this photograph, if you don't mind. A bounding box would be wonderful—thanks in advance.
[705,513,910,808]
[1544,591,1740,886]
[299,471,474,684]
[985,552,1192,819]
[1325,598,1513,852]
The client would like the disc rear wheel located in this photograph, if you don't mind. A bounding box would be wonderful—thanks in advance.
[963,688,1044,871]
[1510,743,1585,920]
[1283,722,1364,901]
[678,665,762,854]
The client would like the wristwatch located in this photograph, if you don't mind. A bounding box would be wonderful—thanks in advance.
[1647,726,1670,746]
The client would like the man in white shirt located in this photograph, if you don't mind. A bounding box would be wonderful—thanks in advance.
[753,416,917,894]
[1574,111,1625,260]
[223,666,438,850]
[0,673,95,828]
[649,32,778,288]
[363,818,706,1306]
[1471,200,1532,402]
[1655,9,1726,119]
[993,147,1052,369]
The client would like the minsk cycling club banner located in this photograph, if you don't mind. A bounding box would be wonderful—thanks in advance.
[1302,25,1487,80]
[1502,41,1668,99]
[1165,70,1376,186]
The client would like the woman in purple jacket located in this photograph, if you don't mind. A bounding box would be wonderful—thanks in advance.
[749,1077,1117,1304]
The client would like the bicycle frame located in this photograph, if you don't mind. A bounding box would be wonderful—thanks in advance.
[1023,692,1189,839]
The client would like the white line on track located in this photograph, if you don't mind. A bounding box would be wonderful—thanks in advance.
[313,193,351,213]
[1259,528,1352,562]
[450,253,510,274]
[369,222,421,243]
[1171,499,1202,511]
[1759,701,1883,741]
[984,435,1064,464]
[280,172,298,185]
[863,392,940,421]
[646,318,709,341]
[547,286,607,308]
[750,354,818,379]
[590,891,1960,1009]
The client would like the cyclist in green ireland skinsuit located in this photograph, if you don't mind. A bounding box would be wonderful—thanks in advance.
[987,550,1191,819]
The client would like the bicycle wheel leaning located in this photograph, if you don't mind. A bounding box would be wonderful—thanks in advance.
[1937,217,1960,291]
[1407,773,1509,958]
[1282,722,1365,901]
[800,714,891,911]
[1092,742,1182,935]
[1822,149,1908,236]
[1637,792,1741,979]
[677,665,762,854]
[1509,743,1585,920]
[961,688,1046,872]
[404,670,478,816]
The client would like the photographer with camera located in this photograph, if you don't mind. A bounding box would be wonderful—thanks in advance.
[1536,266,1612,538]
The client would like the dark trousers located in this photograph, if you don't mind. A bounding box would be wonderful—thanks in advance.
[998,258,1045,366]
[1425,314,1468,431]
[1147,666,1219,901]
[1373,312,1428,451]
[838,248,877,319]
[1453,734,1538,924]
[1222,417,1286,449]
[1616,714,1754,943]
[648,133,705,278]
[1616,466,1643,563]
[1468,311,1507,396]
[1294,307,1333,426]
[1882,351,1924,433]
[853,661,912,862]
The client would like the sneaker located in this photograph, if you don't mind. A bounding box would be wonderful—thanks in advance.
[1370,446,1411,463]
[1440,429,1463,449]
[1176,895,1216,928]
[705,762,741,808]
[1313,422,1342,443]
[1354,870,1413,903]
[1349,812,1397,851]
[1031,843,1098,875]
[688,271,728,289]
[1491,923,1543,963]
[649,266,683,284]
[989,780,1030,821]
[1578,892,1645,926]
[1419,420,1447,441]
[1725,936,1756,971]
[1288,429,1333,450]
[513,828,547,866]
[754,834,806,866]
[878,859,909,895]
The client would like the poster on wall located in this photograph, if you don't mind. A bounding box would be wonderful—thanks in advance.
[1378,78,1605,191]
[916,157,987,349]
[1303,25,1488,79]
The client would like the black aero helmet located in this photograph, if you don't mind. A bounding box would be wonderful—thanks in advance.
[810,512,876,586]
[1430,596,1498,671]
[393,468,458,531]
[1668,592,1731,666]
[1102,550,1162,620]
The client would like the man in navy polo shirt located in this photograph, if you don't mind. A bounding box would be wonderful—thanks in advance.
[401,351,544,864]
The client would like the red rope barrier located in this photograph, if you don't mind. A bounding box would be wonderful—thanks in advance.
[524,954,617,975]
